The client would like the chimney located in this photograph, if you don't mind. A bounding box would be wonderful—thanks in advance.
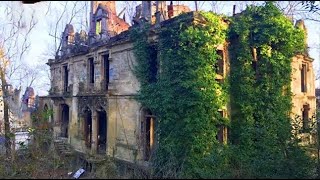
[168,1,173,18]
[141,1,153,22]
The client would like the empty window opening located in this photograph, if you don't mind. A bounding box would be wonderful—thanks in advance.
[63,65,68,92]
[89,58,95,84]
[61,104,69,138]
[215,50,224,76]
[97,109,107,154]
[216,110,227,144]
[302,104,310,132]
[84,109,92,148]
[301,64,307,92]
[96,19,101,35]
[103,54,109,90]
[141,109,155,161]
[252,61,257,72]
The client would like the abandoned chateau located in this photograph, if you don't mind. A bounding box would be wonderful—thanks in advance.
[38,1,317,167]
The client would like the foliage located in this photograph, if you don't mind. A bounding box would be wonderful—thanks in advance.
[228,2,315,178]
[130,2,316,179]
[130,12,229,178]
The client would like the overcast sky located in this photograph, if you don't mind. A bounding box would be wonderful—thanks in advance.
[18,1,320,96]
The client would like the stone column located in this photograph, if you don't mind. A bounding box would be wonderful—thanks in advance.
[91,110,98,154]
[53,103,61,138]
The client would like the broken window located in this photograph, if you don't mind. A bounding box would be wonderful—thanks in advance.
[301,64,307,92]
[141,109,155,161]
[215,50,224,76]
[302,104,310,132]
[63,65,68,92]
[89,58,94,84]
[102,54,109,90]
[96,19,101,35]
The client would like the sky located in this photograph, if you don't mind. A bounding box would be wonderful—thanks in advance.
[16,1,320,96]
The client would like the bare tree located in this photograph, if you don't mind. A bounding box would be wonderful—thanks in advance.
[44,1,89,58]
[0,1,37,158]
[118,1,139,25]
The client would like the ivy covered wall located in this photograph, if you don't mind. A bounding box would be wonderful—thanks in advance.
[130,2,315,179]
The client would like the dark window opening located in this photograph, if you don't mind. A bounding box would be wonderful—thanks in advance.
[215,50,224,76]
[63,65,68,92]
[301,64,307,92]
[252,61,257,72]
[89,58,95,84]
[302,104,310,132]
[141,109,155,161]
[84,109,92,148]
[97,110,107,154]
[61,104,69,138]
[103,54,109,90]
[216,110,227,144]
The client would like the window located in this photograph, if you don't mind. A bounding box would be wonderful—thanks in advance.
[251,47,258,76]
[63,65,68,92]
[141,109,155,161]
[215,50,224,76]
[216,110,227,144]
[103,54,109,90]
[301,64,307,92]
[96,19,101,35]
[302,104,310,132]
[89,58,95,84]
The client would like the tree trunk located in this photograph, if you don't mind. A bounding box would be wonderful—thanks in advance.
[1,72,11,159]
[195,1,198,12]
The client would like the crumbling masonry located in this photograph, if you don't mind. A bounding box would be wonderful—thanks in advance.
[39,1,316,167]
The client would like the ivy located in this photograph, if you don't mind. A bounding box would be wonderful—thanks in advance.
[228,2,314,178]
[130,2,315,179]
[130,12,229,178]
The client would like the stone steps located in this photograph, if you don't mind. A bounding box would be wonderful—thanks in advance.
[54,138,74,156]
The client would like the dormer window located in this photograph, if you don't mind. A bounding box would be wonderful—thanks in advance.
[96,19,101,35]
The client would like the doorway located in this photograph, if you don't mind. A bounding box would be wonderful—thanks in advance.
[84,109,92,148]
[97,110,107,154]
[61,104,69,138]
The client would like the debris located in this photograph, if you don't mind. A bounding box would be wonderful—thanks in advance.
[73,168,85,179]
[68,172,73,176]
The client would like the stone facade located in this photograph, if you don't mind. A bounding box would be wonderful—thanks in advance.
[40,1,317,166]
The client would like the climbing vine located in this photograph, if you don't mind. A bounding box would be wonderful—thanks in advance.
[130,12,229,178]
[130,2,316,179]
[228,2,314,178]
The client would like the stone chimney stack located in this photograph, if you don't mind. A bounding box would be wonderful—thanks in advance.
[295,19,308,53]
[141,1,153,22]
